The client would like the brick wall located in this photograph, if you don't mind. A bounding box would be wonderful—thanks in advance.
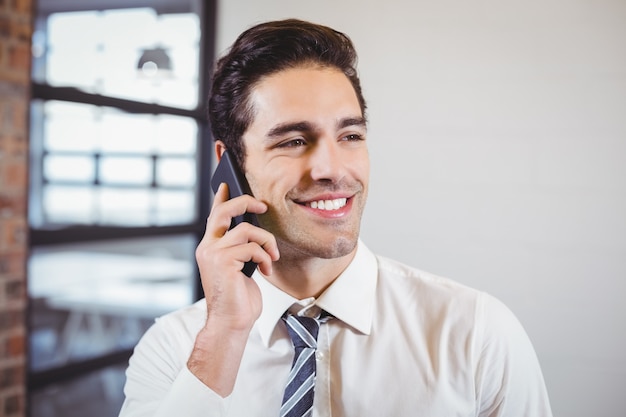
[0,0,32,416]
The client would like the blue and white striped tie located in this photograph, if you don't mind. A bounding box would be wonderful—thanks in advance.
[281,311,330,417]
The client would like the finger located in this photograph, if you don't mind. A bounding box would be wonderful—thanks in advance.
[205,186,267,240]
[218,222,279,261]
[212,182,230,206]
[212,182,267,216]
[219,195,268,218]
[228,241,277,277]
[245,224,280,262]
[212,223,279,275]
[206,183,231,238]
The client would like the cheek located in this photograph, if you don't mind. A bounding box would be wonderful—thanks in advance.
[247,165,296,200]
[244,172,265,200]
[351,151,370,181]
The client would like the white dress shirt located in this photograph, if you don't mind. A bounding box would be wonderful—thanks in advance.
[119,240,552,417]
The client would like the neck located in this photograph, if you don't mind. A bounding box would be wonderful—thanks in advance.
[265,248,357,299]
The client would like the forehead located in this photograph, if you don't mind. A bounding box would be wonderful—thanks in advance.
[246,66,363,129]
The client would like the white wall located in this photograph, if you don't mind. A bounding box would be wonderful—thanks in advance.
[215,1,626,416]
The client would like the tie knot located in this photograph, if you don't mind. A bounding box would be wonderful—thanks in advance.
[282,311,330,349]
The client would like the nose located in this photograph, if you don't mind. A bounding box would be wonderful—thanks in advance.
[308,139,346,183]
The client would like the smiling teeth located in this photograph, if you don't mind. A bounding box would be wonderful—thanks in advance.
[309,198,347,210]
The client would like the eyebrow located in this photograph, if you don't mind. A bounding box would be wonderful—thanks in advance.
[338,116,367,130]
[266,121,314,139]
[265,116,367,139]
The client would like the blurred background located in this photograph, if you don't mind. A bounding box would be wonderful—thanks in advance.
[0,0,624,416]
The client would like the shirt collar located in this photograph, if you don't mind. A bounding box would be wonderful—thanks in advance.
[254,240,378,347]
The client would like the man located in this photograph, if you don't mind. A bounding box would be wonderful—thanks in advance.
[119,19,552,416]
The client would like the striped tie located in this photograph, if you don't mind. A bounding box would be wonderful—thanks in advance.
[280,311,330,417]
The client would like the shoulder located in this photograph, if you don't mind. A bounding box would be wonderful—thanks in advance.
[152,299,207,340]
[373,253,525,337]
[156,298,207,327]
[374,253,487,307]
[369,251,552,414]
[132,299,207,360]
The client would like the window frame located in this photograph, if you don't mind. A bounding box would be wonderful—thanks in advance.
[27,0,216,393]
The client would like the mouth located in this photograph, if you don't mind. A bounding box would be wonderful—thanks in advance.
[306,197,348,211]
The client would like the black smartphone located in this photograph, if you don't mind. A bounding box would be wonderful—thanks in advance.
[210,150,260,277]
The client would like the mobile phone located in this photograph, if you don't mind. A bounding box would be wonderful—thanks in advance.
[210,150,259,277]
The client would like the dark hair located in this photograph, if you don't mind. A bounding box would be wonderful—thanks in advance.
[208,19,367,169]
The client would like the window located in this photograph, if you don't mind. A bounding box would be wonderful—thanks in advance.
[31,101,198,226]
[27,1,215,415]
[33,7,200,108]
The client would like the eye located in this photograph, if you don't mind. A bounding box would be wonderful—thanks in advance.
[278,138,307,148]
[342,133,365,142]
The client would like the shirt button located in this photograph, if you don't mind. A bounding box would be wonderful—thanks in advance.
[316,351,324,360]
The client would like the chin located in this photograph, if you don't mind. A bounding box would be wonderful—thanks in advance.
[279,234,359,261]
[319,237,358,259]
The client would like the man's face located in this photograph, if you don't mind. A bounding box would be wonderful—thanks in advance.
[242,65,369,261]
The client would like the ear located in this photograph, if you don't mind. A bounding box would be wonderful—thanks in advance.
[214,140,227,163]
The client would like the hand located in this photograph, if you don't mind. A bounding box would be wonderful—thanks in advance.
[189,183,279,395]
[195,182,280,332]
